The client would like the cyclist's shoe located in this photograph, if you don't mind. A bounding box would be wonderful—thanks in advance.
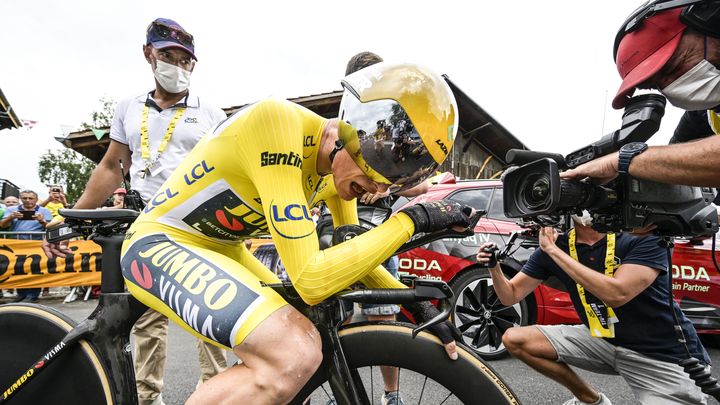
[562,393,611,405]
[382,392,405,405]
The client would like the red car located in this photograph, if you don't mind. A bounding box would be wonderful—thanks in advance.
[395,178,720,359]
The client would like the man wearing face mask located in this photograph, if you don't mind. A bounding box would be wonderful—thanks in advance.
[41,18,228,405]
[477,212,709,404]
[562,2,720,188]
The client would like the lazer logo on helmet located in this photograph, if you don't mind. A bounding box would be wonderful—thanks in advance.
[183,190,267,240]
[260,151,302,169]
[269,201,314,240]
[435,139,448,155]
[122,234,260,347]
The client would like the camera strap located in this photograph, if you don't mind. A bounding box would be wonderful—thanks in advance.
[568,229,619,338]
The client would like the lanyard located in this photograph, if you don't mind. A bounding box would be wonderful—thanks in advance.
[139,104,186,177]
[708,109,720,135]
[569,229,618,338]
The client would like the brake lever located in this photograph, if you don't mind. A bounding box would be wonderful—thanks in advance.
[411,297,452,338]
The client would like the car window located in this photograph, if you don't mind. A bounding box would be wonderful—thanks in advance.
[447,188,492,211]
[487,187,510,221]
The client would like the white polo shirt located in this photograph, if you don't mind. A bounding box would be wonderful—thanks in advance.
[110,91,226,202]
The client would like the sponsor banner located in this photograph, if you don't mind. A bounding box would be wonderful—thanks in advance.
[0,239,101,288]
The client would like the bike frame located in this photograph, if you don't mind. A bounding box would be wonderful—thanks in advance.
[0,232,148,405]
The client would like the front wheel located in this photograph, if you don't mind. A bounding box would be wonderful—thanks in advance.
[291,322,520,405]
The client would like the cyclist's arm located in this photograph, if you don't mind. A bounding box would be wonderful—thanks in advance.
[262,187,412,304]
[324,193,406,290]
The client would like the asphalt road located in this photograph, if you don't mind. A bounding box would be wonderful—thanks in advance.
[12,294,720,405]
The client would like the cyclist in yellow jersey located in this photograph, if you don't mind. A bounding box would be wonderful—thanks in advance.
[120,62,474,404]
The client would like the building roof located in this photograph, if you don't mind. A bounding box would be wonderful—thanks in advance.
[0,88,23,130]
[59,78,528,164]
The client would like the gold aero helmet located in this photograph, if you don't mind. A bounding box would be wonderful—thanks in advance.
[338,62,458,193]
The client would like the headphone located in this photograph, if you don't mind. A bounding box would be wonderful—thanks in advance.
[613,0,720,61]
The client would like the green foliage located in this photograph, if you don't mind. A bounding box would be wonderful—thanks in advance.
[37,149,96,203]
[79,96,116,130]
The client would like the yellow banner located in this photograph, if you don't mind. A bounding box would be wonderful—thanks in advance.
[0,239,102,288]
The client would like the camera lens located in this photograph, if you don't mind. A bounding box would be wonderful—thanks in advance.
[521,174,551,210]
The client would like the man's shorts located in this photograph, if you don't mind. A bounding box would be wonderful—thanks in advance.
[121,224,288,349]
[537,324,707,405]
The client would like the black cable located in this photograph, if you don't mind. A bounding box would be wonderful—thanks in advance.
[663,238,720,399]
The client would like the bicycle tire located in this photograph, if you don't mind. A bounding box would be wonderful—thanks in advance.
[290,322,520,405]
[0,304,114,404]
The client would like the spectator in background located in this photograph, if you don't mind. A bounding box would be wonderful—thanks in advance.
[4,196,19,208]
[112,188,126,208]
[41,18,228,405]
[40,185,67,221]
[0,190,52,302]
[0,196,18,299]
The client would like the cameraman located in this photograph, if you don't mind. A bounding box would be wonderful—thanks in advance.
[563,4,720,187]
[477,213,709,404]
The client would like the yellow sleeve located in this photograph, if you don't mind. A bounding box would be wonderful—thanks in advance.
[324,191,406,290]
[243,100,413,304]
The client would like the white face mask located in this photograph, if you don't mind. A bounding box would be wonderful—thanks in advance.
[660,59,720,111]
[153,59,191,94]
[571,210,594,227]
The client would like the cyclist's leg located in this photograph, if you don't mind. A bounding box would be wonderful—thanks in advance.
[132,308,169,405]
[121,230,322,404]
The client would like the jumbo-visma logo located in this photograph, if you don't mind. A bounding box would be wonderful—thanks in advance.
[269,200,314,240]
[122,234,260,347]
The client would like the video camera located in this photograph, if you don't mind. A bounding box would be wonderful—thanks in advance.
[502,94,719,237]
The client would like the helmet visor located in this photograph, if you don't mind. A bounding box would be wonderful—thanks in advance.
[339,91,438,192]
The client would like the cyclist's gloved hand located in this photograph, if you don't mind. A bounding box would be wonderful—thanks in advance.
[405,301,462,360]
[399,200,474,234]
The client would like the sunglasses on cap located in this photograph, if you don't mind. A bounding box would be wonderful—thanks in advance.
[149,21,194,49]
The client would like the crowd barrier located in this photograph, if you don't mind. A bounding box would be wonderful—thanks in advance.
[0,232,275,289]
[0,232,101,288]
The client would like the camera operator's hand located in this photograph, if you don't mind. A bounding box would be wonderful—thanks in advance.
[561,152,620,185]
[399,199,475,234]
[42,238,72,259]
[538,227,561,255]
[476,242,500,269]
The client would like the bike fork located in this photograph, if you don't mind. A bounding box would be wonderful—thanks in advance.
[311,302,371,405]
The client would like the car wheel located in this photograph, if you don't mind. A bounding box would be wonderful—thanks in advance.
[449,267,530,360]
